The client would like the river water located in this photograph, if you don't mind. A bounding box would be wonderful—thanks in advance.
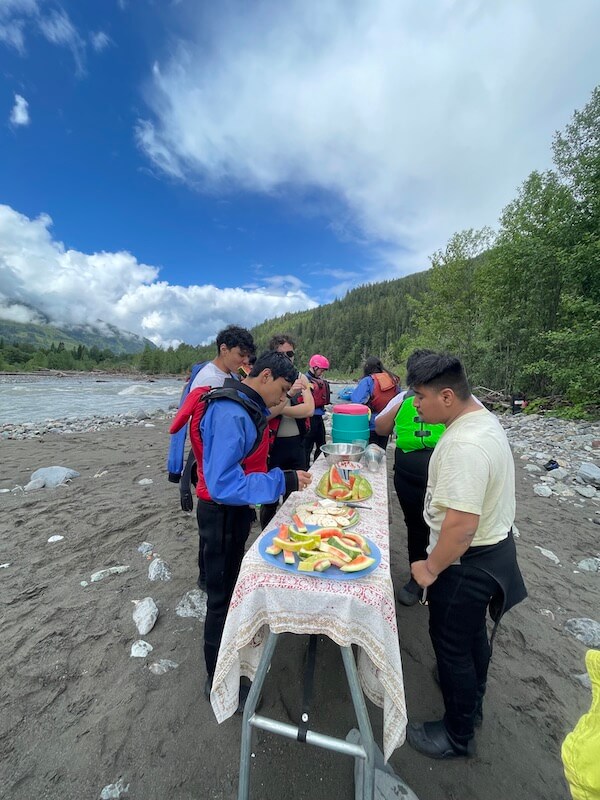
[0,375,354,426]
[0,374,183,425]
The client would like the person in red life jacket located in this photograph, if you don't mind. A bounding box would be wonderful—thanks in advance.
[259,334,315,530]
[350,355,401,449]
[174,350,312,710]
[304,354,331,467]
[168,325,255,591]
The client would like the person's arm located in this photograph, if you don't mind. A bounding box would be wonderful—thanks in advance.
[411,441,489,587]
[201,402,310,504]
[374,392,405,435]
[411,508,480,587]
[282,375,315,417]
[350,376,373,404]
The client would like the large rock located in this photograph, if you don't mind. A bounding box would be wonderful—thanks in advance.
[564,618,600,648]
[577,462,600,488]
[29,466,80,487]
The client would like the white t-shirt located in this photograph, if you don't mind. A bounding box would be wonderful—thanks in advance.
[189,362,235,391]
[424,408,515,551]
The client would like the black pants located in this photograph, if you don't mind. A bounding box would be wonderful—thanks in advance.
[196,499,254,678]
[393,448,433,564]
[304,415,326,468]
[259,435,305,530]
[428,561,499,747]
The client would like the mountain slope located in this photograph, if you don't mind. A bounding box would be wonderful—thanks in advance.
[0,318,155,354]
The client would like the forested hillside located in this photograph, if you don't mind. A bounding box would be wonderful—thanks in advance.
[1,88,598,413]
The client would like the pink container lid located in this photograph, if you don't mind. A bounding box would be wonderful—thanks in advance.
[332,403,370,415]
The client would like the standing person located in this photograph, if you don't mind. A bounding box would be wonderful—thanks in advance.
[259,335,314,530]
[168,324,256,591]
[189,324,255,391]
[375,349,445,606]
[177,351,312,708]
[350,356,400,448]
[405,352,527,759]
[304,354,331,467]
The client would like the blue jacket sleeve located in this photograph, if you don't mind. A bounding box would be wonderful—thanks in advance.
[350,376,373,405]
[200,400,287,505]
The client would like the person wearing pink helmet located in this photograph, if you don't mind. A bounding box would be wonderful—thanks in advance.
[304,354,331,466]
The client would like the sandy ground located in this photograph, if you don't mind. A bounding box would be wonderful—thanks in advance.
[0,418,598,800]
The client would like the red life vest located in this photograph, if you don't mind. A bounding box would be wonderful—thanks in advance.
[369,372,400,413]
[308,374,331,409]
[169,385,269,501]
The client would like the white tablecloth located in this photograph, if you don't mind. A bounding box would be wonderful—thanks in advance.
[210,455,407,761]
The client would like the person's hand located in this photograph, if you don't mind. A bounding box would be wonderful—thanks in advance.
[411,559,438,589]
[295,470,312,490]
[290,375,309,394]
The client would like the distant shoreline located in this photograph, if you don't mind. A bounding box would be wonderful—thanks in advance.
[0,369,186,382]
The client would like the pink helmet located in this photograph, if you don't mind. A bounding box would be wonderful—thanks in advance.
[309,354,330,370]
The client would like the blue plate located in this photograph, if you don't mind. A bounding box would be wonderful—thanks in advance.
[258,524,381,580]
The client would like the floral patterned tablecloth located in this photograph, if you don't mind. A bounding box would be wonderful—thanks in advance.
[210,455,407,761]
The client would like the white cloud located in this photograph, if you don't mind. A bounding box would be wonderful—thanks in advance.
[0,204,317,347]
[0,2,85,72]
[9,93,29,125]
[90,30,111,53]
[138,0,600,275]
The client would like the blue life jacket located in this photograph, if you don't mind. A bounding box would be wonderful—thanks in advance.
[166,361,208,482]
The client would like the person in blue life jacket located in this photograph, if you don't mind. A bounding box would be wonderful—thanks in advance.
[350,356,401,448]
[375,349,444,606]
[259,334,314,530]
[196,350,312,711]
[303,354,331,467]
[405,352,526,760]
[166,324,255,591]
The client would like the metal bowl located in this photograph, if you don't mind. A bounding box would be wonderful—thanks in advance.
[319,443,365,465]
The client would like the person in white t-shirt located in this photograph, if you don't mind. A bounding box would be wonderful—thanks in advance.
[189,324,255,392]
[405,352,527,761]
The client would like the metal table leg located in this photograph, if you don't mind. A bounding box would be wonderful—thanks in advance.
[237,632,375,800]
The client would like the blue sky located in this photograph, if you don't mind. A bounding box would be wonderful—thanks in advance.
[1,0,599,347]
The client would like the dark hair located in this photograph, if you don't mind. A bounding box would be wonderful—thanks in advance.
[362,355,399,384]
[249,350,298,383]
[406,352,471,400]
[405,348,436,372]
[216,325,255,356]
[268,333,296,351]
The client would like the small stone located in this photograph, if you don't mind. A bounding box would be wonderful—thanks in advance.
[539,609,555,620]
[534,484,553,497]
[100,778,129,799]
[524,464,542,473]
[575,485,597,499]
[47,535,64,543]
[80,580,88,587]
[137,542,154,555]
[1,562,11,569]
[176,589,207,620]
[138,478,153,486]
[148,658,178,675]
[133,597,159,635]
[574,673,592,690]
[534,546,560,564]
[148,558,172,581]
[90,565,130,582]
[130,640,153,658]
[564,618,600,648]
[577,557,600,573]
[551,467,569,481]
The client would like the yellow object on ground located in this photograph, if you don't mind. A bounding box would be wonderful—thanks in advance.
[562,648,600,800]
